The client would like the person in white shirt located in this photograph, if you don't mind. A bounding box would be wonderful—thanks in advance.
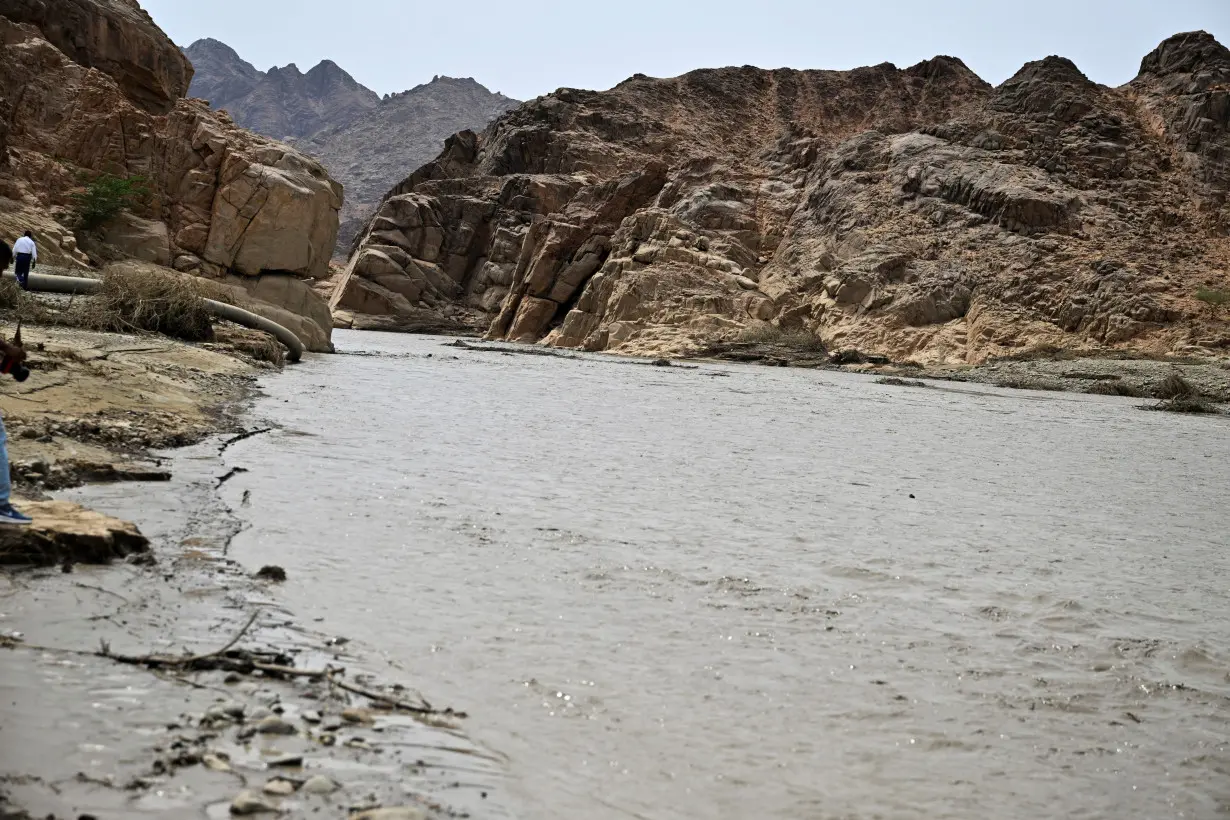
[12,231,35,290]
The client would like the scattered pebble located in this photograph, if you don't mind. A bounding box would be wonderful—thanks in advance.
[302,710,322,724]
[267,754,304,768]
[202,753,232,772]
[248,705,273,721]
[205,703,245,724]
[229,789,277,815]
[341,707,373,725]
[263,778,296,796]
[300,774,340,795]
[255,716,296,735]
[255,565,287,582]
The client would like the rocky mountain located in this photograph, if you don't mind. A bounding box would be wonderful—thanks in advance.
[184,41,518,254]
[184,39,380,141]
[334,32,1230,364]
[0,0,342,351]
[298,76,518,252]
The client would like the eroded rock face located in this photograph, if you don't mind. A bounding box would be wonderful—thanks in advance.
[0,0,192,113]
[0,2,342,348]
[345,33,1230,363]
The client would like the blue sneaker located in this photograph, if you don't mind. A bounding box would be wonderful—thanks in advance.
[0,503,32,525]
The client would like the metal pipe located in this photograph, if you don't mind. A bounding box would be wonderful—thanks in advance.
[3,271,304,362]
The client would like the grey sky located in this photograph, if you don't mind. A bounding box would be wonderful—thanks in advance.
[145,0,1228,101]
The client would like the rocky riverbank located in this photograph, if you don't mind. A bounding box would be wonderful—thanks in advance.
[0,440,509,820]
[0,323,513,819]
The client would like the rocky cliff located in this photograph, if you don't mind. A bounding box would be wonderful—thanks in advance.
[297,76,518,252]
[184,40,517,256]
[339,33,1230,363]
[0,1,341,351]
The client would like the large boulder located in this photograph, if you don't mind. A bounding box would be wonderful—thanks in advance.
[101,211,171,265]
[0,5,340,345]
[216,272,334,352]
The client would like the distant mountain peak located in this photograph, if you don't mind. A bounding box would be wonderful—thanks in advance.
[184,38,520,257]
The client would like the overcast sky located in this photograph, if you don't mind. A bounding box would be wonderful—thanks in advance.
[144,0,1227,101]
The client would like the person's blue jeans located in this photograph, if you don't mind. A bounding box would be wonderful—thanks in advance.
[14,253,32,290]
[0,412,11,505]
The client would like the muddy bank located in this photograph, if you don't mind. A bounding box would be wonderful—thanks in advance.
[0,323,259,500]
[0,400,513,820]
[0,318,511,817]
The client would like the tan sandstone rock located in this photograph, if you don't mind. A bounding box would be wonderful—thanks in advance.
[0,1,341,346]
[0,500,149,566]
[343,33,1230,364]
[0,0,192,113]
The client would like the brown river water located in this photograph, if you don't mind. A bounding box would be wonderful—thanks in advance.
[216,330,1228,819]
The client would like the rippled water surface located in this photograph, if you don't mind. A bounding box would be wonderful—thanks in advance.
[225,331,1230,819]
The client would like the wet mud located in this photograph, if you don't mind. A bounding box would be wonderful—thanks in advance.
[0,437,514,819]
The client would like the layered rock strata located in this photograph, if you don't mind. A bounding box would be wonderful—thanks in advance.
[342,33,1230,363]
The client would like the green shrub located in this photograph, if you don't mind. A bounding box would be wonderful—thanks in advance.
[1195,288,1230,309]
[70,173,151,230]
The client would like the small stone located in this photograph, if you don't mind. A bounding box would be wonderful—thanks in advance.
[255,716,296,735]
[300,775,339,795]
[224,672,243,684]
[205,703,245,723]
[349,808,427,820]
[341,707,373,725]
[263,778,296,796]
[229,789,277,815]
[256,565,287,582]
[267,754,303,768]
[301,710,322,724]
[203,753,232,772]
[248,706,273,721]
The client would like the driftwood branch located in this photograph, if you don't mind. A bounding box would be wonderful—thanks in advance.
[100,610,261,669]
[1,611,460,717]
[327,669,443,715]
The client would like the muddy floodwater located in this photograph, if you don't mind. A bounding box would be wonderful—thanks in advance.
[220,331,1229,820]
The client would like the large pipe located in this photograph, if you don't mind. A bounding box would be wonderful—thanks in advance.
[4,270,304,362]
[202,298,303,362]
